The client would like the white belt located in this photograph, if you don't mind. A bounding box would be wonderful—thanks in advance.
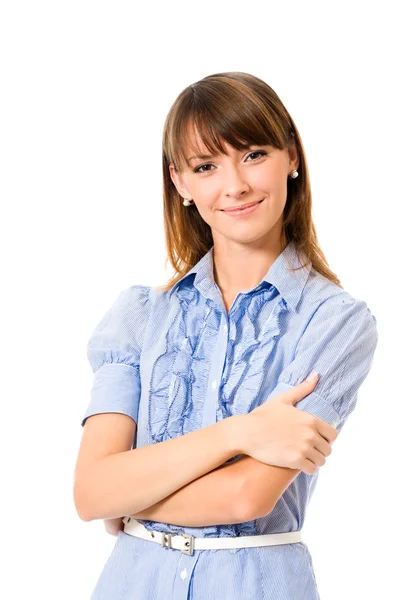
[122,517,302,556]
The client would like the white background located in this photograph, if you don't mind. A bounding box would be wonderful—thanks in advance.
[1,1,398,598]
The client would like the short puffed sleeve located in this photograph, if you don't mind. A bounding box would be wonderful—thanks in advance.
[265,293,378,433]
[81,284,152,427]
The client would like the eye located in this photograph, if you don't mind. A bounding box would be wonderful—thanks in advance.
[193,150,267,174]
[193,163,213,174]
[247,150,267,161]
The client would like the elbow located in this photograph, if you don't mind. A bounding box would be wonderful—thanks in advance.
[239,490,274,522]
[74,480,94,522]
[73,460,106,522]
[246,499,273,521]
[236,493,273,523]
[237,477,273,522]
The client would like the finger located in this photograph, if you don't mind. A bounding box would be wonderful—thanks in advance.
[305,447,326,470]
[315,418,339,444]
[300,457,319,475]
[313,435,333,458]
[276,373,319,406]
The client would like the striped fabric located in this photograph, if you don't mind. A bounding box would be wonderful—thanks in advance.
[81,241,378,599]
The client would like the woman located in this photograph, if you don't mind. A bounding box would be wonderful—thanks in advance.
[74,72,378,599]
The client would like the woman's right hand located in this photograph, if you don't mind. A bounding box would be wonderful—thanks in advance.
[239,373,339,474]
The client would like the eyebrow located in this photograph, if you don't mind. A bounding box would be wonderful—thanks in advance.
[187,144,257,164]
[187,153,219,164]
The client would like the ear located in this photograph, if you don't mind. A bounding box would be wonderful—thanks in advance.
[169,163,192,200]
[287,143,299,172]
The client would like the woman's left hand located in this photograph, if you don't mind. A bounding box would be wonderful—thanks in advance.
[103,517,124,536]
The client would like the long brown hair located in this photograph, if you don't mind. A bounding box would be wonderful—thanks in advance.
[158,71,341,292]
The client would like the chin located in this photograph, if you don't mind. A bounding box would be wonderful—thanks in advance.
[223,230,273,245]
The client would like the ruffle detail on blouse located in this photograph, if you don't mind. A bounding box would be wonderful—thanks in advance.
[137,516,260,538]
[87,284,152,373]
[148,288,221,443]
[219,292,289,418]
[138,519,188,536]
[201,519,259,539]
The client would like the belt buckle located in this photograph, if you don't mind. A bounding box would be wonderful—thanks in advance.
[161,532,174,549]
[181,533,195,556]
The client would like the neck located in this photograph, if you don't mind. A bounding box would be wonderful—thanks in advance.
[212,232,286,295]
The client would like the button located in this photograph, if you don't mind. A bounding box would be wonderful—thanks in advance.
[223,324,228,333]
[211,380,217,389]
[180,568,188,580]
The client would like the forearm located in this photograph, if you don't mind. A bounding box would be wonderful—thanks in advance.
[77,415,244,521]
[129,455,250,527]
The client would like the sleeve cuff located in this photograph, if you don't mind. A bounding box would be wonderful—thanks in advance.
[265,381,342,429]
[81,363,141,427]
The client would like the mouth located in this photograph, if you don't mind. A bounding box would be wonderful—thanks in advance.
[220,198,264,217]
[221,199,264,212]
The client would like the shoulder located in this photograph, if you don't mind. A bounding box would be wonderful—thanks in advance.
[302,268,376,323]
[115,283,153,309]
[303,267,346,308]
[113,284,155,334]
[92,284,153,334]
[88,284,154,346]
[299,269,377,338]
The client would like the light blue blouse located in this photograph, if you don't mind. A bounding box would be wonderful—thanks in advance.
[81,241,378,600]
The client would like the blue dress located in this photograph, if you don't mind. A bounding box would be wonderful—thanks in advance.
[81,241,378,599]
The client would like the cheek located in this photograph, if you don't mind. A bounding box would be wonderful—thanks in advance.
[193,202,215,223]
[192,191,220,215]
[256,161,285,185]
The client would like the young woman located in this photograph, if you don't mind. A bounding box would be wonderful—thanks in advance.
[74,72,378,599]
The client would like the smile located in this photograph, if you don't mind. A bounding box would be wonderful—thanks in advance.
[221,199,264,217]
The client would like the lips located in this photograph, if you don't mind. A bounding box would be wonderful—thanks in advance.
[222,199,263,212]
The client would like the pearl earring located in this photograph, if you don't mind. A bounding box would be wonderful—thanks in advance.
[290,169,299,178]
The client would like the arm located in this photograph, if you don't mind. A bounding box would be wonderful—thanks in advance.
[99,378,325,534]
[128,455,252,527]
[74,412,245,522]
[241,295,378,520]
[99,379,328,533]
[118,457,297,530]
[234,456,301,520]
[102,455,252,535]
[133,455,300,525]
[103,516,124,536]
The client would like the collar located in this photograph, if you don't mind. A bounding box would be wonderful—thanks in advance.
[168,241,312,313]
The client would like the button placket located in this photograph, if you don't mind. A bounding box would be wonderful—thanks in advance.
[201,314,229,428]
[173,551,201,599]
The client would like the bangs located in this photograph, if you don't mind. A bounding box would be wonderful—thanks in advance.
[168,77,289,172]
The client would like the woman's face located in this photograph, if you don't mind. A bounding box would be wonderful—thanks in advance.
[169,128,299,247]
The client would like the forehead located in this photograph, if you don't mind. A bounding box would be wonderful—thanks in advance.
[183,122,214,153]
[183,121,245,160]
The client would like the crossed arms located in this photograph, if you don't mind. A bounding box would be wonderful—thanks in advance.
[103,448,301,536]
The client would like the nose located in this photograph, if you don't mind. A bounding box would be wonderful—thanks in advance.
[223,165,251,199]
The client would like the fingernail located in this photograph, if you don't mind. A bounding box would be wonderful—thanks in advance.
[306,371,318,381]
